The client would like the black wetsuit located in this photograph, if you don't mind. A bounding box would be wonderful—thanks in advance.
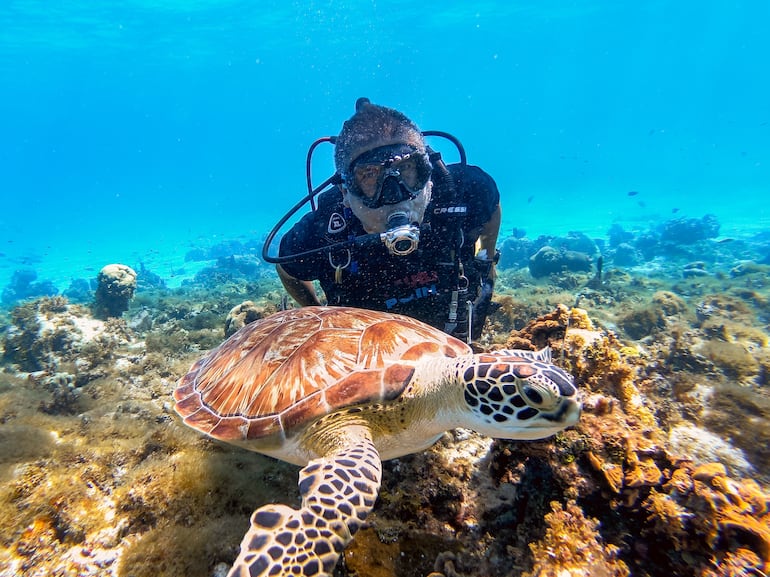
[279,163,500,339]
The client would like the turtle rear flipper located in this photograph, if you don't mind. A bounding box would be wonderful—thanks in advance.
[228,432,382,577]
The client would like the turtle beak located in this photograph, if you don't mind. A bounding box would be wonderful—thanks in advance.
[542,393,582,427]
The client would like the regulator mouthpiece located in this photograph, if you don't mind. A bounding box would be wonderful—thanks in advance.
[381,211,420,256]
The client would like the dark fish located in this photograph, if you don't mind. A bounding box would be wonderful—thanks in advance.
[716,238,734,244]
[527,195,535,204]
[627,190,639,197]
[637,201,646,208]
[511,227,527,239]
[672,208,680,213]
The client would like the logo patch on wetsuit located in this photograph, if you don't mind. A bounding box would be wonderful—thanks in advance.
[385,285,438,310]
[328,212,346,234]
[433,205,467,214]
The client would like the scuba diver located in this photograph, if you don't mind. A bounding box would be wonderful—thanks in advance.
[270,98,501,342]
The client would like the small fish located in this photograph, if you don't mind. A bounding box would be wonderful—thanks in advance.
[672,207,680,214]
[527,195,535,204]
[637,201,646,208]
[627,190,639,197]
[716,238,734,244]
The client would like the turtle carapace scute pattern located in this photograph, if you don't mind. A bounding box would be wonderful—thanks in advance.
[174,306,581,577]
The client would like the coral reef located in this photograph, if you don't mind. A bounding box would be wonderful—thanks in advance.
[94,264,137,319]
[2,296,132,379]
[660,214,720,244]
[551,231,602,257]
[1,269,58,306]
[224,300,273,338]
[608,224,634,248]
[63,278,94,304]
[529,246,593,278]
[37,371,81,414]
[136,262,168,291]
[499,236,540,269]
[618,290,690,340]
[524,500,629,577]
[494,302,770,576]
[613,242,642,266]
[184,238,263,262]
[1,215,770,577]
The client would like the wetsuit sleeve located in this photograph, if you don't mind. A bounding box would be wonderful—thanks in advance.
[449,164,501,231]
[278,211,325,281]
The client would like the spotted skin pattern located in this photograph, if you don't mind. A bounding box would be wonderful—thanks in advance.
[461,349,578,427]
[228,431,381,577]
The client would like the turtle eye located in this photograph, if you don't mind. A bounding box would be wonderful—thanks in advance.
[520,378,560,411]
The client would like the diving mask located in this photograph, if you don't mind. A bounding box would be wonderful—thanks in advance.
[344,144,433,209]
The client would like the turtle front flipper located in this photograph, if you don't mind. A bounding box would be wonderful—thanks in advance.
[228,433,382,577]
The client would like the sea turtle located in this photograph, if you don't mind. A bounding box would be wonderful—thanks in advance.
[174,306,581,577]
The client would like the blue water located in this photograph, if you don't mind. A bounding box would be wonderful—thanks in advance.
[1,1,768,293]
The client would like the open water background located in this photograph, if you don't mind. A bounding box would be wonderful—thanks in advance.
[1,1,768,292]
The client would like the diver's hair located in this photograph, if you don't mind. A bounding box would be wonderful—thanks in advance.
[334,98,425,173]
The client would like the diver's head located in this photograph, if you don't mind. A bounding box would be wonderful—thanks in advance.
[336,98,433,234]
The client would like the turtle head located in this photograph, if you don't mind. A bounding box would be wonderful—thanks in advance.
[461,348,581,440]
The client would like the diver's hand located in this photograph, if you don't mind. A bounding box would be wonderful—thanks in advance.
[486,262,497,284]
[469,274,496,340]
[473,250,499,284]
[276,265,322,307]
[474,275,495,311]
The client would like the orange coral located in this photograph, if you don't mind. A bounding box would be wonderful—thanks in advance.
[642,489,691,548]
[685,464,770,563]
[510,305,770,575]
[640,459,770,567]
[505,303,593,351]
[524,500,629,577]
[701,548,764,577]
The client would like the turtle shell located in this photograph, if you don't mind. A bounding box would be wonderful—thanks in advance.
[174,306,471,441]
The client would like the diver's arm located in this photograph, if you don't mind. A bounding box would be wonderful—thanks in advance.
[276,265,322,306]
[476,203,501,281]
